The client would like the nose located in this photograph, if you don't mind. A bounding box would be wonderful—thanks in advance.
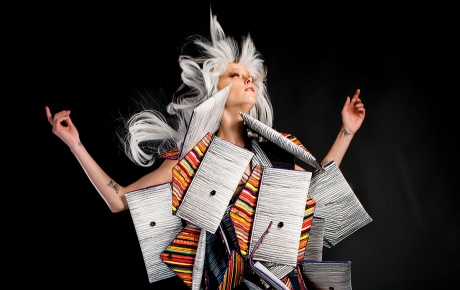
[244,75,252,84]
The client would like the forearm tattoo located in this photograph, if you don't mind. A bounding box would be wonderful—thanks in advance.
[107,179,119,194]
[342,127,353,136]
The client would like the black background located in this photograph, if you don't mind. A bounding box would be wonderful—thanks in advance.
[14,1,459,289]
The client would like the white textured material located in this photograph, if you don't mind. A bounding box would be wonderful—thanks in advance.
[192,229,207,290]
[260,262,294,280]
[125,183,183,283]
[240,112,321,170]
[243,279,265,290]
[176,136,254,233]
[309,161,372,248]
[251,261,290,290]
[304,217,325,261]
[249,167,312,266]
[180,84,230,158]
[300,261,352,290]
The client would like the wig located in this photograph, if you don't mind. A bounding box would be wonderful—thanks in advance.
[120,11,274,167]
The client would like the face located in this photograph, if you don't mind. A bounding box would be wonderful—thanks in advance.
[217,63,256,115]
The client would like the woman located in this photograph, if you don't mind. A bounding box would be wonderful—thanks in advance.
[45,11,367,289]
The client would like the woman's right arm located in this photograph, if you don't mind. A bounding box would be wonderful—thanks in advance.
[45,106,177,213]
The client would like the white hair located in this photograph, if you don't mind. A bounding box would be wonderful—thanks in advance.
[120,10,273,167]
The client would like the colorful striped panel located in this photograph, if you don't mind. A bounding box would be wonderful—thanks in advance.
[160,223,202,288]
[218,250,246,290]
[229,165,263,257]
[296,265,308,290]
[297,198,317,262]
[281,275,294,290]
[172,133,213,213]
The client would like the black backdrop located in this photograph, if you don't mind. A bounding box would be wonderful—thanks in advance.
[17,1,459,289]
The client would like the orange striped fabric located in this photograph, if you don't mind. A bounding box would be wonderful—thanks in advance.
[171,133,213,213]
[229,165,263,257]
[160,223,202,288]
[297,198,317,262]
[281,132,314,157]
[218,250,246,290]
[282,275,294,290]
[159,147,180,160]
[296,264,309,290]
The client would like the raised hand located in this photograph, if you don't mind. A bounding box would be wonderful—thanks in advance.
[45,106,81,149]
[341,89,366,135]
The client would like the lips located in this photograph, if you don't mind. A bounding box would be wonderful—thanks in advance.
[245,86,254,92]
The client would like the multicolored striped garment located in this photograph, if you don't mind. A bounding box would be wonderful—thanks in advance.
[160,223,202,287]
[165,133,318,289]
[217,250,246,290]
[171,132,213,213]
[230,165,263,257]
[149,129,365,289]
[298,198,316,262]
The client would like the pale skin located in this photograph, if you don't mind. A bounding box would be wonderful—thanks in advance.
[45,63,365,213]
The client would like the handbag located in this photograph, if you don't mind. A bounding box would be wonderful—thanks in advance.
[125,183,183,283]
[248,166,312,267]
[300,260,352,290]
[172,132,253,234]
[229,166,317,265]
[308,161,373,248]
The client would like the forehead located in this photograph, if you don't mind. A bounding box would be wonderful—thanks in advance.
[227,63,249,73]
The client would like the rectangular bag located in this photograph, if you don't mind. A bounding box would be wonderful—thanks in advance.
[300,260,352,290]
[249,167,312,267]
[308,161,372,248]
[172,133,254,234]
[125,183,183,283]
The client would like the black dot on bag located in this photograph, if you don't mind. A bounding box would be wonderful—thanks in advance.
[150,221,156,227]
[210,190,216,196]
[278,222,284,228]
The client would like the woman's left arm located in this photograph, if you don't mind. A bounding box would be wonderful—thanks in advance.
[321,88,366,167]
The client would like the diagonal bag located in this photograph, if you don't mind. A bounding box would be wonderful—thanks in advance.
[125,183,183,283]
[172,132,253,234]
[308,161,373,248]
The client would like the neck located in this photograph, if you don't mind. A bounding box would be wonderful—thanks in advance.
[216,111,246,148]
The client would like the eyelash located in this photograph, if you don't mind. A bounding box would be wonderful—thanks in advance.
[228,70,258,82]
[230,71,240,78]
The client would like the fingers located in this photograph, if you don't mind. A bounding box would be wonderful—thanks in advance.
[45,106,53,125]
[351,89,364,108]
[354,88,361,97]
[46,106,72,127]
[350,89,360,103]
